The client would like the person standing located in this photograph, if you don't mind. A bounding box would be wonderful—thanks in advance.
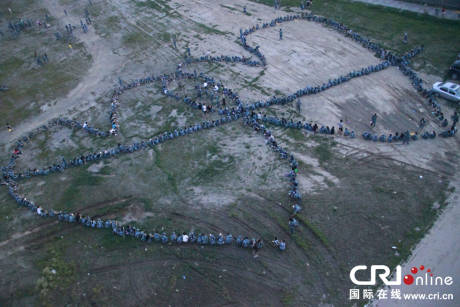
[370,113,377,128]
[288,217,298,234]
[338,119,344,135]
[403,130,410,145]
[253,239,263,258]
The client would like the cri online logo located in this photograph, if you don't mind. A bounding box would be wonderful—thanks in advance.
[350,265,453,286]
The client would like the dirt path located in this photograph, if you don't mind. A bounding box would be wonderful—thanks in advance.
[0,220,59,250]
[0,196,132,260]
[0,0,122,146]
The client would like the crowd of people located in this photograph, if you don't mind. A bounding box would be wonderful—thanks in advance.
[2,10,458,254]
[237,12,413,68]
[35,52,49,66]
[243,115,298,249]
[259,115,357,139]
[9,191,265,249]
[0,15,49,38]
[300,0,313,10]
[185,55,262,67]
[1,8,89,40]
[1,4,94,72]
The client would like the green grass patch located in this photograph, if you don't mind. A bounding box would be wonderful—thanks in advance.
[219,4,252,15]
[296,215,329,247]
[136,0,174,15]
[290,232,311,252]
[313,142,333,163]
[92,199,131,218]
[195,156,235,182]
[195,22,229,36]
[58,168,104,209]
[99,165,113,175]
[153,147,179,194]
[104,15,122,31]
[286,128,305,142]
[281,288,297,306]
[35,245,76,302]
[250,83,271,96]
[207,144,220,155]
[264,208,311,251]
[159,32,171,43]
[220,4,238,12]
[0,40,91,125]
[251,0,460,75]
[122,31,150,46]
[0,57,25,80]
[242,70,271,96]
[99,230,141,250]
[313,0,460,73]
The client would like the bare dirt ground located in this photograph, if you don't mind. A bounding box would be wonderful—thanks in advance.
[0,0,458,306]
[372,177,460,307]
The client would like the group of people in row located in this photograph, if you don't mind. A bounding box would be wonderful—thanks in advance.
[362,127,456,143]
[246,116,302,201]
[243,115,300,249]
[5,114,243,181]
[185,55,262,67]
[6,187,269,251]
[56,7,92,41]
[246,112,310,245]
[1,12,53,38]
[395,53,456,129]
[243,61,389,113]
[4,18,33,36]
[300,0,313,10]
[237,12,408,69]
[171,11,452,139]
[235,11,457,132]
[259,115,357,138]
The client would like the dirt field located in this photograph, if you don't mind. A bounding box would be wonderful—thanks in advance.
[373,179,460,307]
[0,0,459,306]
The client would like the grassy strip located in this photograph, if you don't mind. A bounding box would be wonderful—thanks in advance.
[265,208,312,251]
[58,167,104,209]
[153,147,179,194]
[243,70,271,96]
[313,141,333,164]
[35,244,76,303]
[135,0,173,15]
[220,4,238,12]
[195,22,230,36]
[296,214,329,247]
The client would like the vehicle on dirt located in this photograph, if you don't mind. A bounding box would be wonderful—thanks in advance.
[432,81,460,103]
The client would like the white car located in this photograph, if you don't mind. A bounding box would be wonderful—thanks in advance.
[432,82,460,103]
